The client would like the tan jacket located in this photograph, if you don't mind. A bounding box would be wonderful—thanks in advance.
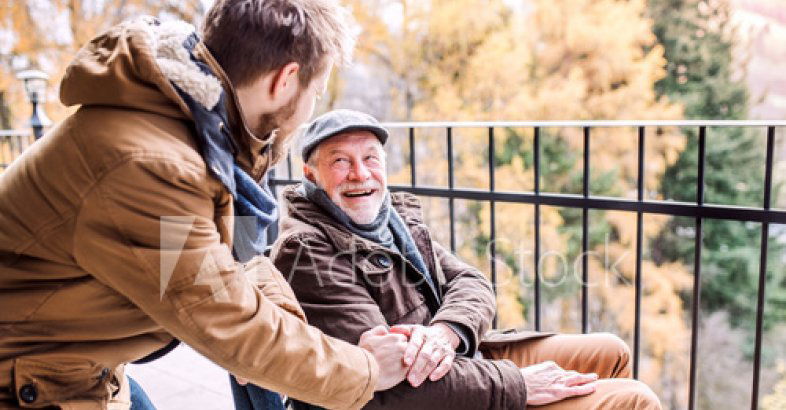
[272,186,551,409]
[0,18,377,409]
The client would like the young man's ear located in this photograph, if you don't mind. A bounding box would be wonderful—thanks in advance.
[269,62,301,107]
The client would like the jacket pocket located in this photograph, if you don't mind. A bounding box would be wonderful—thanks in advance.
[356,253,423,325]
[12,356,113,408]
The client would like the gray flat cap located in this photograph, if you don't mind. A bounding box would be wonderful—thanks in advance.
[300,109,389,161]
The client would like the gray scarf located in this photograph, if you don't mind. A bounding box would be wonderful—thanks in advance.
[299,180,439,302]
[300,179,396,250]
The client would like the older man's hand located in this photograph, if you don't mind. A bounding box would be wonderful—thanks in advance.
[389,323,460,387]
[520,361,598,406]
[359,325,411,391]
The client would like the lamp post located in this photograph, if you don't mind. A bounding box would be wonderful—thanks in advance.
[16,69,52,139]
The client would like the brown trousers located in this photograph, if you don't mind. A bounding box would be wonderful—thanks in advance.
[482,333,662,409]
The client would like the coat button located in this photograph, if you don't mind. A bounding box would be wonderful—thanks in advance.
[19,383,37,404]
[374,255,392,268]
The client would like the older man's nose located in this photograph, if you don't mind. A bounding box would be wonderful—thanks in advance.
[349,161,371,180]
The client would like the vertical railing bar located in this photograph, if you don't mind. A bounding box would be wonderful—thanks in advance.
[16,133,23,159]
[534,127,542,331]
[688,126,707,410]
[582,126,590,334]
[410,127,417,187]
[447,127,456,253]
[8,133,17,164]
[634,126,645,379]
[286,152,293,180]
[266,168,279,247]
[489,127,498,329]
[751,126,775,410]
[0,135,6,169]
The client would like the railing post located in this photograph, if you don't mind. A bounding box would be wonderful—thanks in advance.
[581,127,590,334]
[688,126,707,410]
[634,126,645,379]
[751,126,775,410]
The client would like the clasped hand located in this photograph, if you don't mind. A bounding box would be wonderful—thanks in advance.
[359,323,460,391]
[234,323,458,390]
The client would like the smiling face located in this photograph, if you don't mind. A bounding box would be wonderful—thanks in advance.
[304,131,387,225]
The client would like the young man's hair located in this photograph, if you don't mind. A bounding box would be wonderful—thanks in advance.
[202,0,356,88]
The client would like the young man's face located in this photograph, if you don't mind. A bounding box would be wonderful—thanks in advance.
[274,61,333,140]
[242,59,334,143]
[306,132,387,225]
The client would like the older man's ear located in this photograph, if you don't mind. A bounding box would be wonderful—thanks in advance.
[303,164,317,183]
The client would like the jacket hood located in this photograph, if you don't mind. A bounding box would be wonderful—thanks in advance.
[61,17,220,119]
[60,17,271,176]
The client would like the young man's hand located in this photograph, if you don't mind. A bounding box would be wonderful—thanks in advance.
[389,323,460,387]
[359,325,410,391]
[520,361,598,406]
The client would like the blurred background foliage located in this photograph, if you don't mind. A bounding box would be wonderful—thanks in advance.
[2,0,786,408]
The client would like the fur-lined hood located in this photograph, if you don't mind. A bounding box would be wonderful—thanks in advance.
[59,17,269,175]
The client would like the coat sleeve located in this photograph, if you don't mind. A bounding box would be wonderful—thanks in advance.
[273,233,527,410]
[72,158,377,410]
[429,241,497,356]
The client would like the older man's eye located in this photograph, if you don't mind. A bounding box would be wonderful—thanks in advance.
[332,158,350,168]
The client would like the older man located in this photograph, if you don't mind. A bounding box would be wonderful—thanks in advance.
[271,109,662,409]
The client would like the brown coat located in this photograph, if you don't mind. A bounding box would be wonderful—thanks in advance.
[0,18,377,409]
[272,185,551,410]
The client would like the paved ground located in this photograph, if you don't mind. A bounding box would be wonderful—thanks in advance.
[125,344,233,409]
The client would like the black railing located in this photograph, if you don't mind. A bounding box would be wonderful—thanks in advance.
[0,130,35,170]
[269,119,786,410]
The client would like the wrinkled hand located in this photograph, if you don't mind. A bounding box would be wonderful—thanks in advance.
[359,325,410,391]
[389,323,459,387]
[520,361,597,406]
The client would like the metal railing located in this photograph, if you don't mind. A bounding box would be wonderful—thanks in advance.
[268,119,786,410]
[0,130,35,170]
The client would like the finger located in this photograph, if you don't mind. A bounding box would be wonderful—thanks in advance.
[404,328,427,366]
[381,333,408,343]
[367,325,389,336]
[390,325,414,337]
[559,382,596,399]
[235,376,248,386]
[428,352,455,382]
[563,372,598,387]
[408,342,441,387]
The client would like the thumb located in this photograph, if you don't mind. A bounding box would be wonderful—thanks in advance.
[390,325,413,337]
[365,325,389,337]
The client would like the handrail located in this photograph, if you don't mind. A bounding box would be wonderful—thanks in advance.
[380,119,786,128]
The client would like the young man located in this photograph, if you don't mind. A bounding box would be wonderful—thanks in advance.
[0,2,409,409]
[271,109,664,409]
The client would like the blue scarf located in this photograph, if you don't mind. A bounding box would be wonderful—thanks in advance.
[172,33,279,263]
[172,31,285,410]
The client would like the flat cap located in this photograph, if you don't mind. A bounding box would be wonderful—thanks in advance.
[300,109,389,161]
